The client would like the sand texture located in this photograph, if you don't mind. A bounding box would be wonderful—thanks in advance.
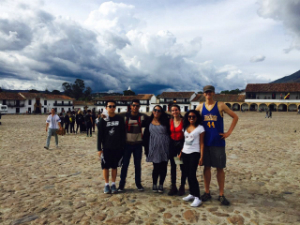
[0,112,300,225]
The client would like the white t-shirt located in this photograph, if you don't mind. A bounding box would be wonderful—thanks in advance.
[46,114,61,129]
[182,125,205,154]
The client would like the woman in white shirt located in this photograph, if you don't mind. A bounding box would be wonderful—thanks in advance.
[179,110,205,207]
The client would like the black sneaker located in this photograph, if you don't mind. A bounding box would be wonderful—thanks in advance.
[117,185,124,192]
[158,185,164,193]
[44,146,49,150]
[168,184,178,196]
[201,192,212,202]
[152,184,158,192]
[218,195,230,206]
[136,184,144,191]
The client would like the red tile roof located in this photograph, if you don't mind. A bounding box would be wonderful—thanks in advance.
[159,92,195,98]
[192,94,245,102]
[19,92,74,100]
[0,92,25,100]
[95,94,154,101]
[245,83,300,93]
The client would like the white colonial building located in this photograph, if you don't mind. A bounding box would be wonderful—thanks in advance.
[0,92,74,114]
[158,92,196,112]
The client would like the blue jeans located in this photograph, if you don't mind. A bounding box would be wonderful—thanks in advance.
[46,128,58,148]
[119,144,142,187]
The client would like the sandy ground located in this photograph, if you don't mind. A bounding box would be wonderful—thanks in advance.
[0,112,300,225]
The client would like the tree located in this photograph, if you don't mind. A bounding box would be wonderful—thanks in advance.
[123,90,135,96]
[29,89,39,93]
[84,87,92,100]
[62,82,72,97]
[52,90,61,95]
[198,91,203,94]
[72,79,85,100]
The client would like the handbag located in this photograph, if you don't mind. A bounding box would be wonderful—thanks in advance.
[56,128,66,136]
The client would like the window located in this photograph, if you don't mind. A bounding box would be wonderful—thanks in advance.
[69,101,71,105]
[28,100,31,105]
[44,100,47,105]
[3,100,6,105]
[54,101,57,105]
[140,100,147,104]
[160,98,164,102]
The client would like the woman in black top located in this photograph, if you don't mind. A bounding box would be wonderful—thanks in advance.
[64,112,70,134]
[76,110,83,134]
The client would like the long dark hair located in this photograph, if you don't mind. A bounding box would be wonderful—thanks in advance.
[183,110,202,131]
[171,104,183,118]
[149,105,169,126]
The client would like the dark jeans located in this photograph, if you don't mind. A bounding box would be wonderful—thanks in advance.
[169,156,187,186]
[119,144,142,187]
[182,152,200,198]
[153,161,168,185]
[86,124,92,135]
[70,123,75,133]
[76,122,81,133]
[65,123,69,133]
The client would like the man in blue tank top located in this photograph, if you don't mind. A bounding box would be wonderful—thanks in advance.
[196,85,238,205]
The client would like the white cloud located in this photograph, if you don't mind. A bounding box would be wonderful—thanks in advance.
[250,55,266,62]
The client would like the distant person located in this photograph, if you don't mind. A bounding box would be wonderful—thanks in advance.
[64,112,70,134]
[70,112,76,133]
[92,110,96,132]
[76,110,83,134]
[265,108,269,118]
[298,108,300,114]
[196,85,238,206]
[97,100,126,194]
[269,108,272,118]
[179,110,205,207]
[95,113,101,126]
[59,113,64,128]
[168,105,187,196]
[44,108,62,150]
[143,105,170,193]
[85,110,93,137]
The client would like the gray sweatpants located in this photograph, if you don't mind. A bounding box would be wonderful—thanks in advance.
[46,128,58,148]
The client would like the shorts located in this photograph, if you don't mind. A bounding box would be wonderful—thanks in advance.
[101,149,123,169]
[203,146,226,168]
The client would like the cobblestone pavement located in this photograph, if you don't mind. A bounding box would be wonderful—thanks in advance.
[0,113,300,225]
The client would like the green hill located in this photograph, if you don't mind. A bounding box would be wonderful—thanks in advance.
[272,70,300,83]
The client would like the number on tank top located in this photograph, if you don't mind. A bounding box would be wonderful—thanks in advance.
[207,121,215,128]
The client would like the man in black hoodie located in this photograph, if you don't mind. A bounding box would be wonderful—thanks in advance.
[97,100,126,194]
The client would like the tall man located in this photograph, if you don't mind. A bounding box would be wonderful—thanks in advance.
[196,85,238,205]
[98,100,126,194]
[118,99,148,192]
[44,108,62,150]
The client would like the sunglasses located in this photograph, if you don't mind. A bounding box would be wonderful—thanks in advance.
[188,116,196,119]
[153,109,162,113]
[107,105,116,108]
[132,104,140,107]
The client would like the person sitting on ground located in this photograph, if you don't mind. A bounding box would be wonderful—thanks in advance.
[97,100,126,194]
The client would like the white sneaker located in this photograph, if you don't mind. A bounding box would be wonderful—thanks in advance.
[183,194,195,201]
[191,197,202,207]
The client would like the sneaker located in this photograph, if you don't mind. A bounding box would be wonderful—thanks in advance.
[178,185,185,196]
[183,194,195,201]
[201,192,212,202]
[218,195,230,206]
[158,185,164,193]
[87,135,89,137]
[111,184,117,194]
[136,184,144,191]
[44,146,49,150]
[191,197,202,207]
[152,184,158,193]
[117,186,124,192]
[168,184,178,196]
[104,185,111,194]
[90,135,92,137]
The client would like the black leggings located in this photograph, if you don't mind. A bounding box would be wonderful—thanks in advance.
[70,123,75,133]
[86,124,92,135]
[76,122,81,133]
[65,123,69,133]
[169,157,187,186]
[182,152,200,198]
[152,161,168,185]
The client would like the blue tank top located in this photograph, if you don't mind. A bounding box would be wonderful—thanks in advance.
[202,102,225,147]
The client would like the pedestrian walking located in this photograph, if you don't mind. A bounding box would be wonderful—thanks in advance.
[44,108,62,150]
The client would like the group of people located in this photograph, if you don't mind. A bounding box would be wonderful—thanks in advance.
[265,108,272,118]
[97,85,238,207]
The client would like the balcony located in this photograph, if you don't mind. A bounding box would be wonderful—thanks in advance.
[245,99,300,103]
[7,104,25,107]
[159,100,190,104]
[53,103,73,106]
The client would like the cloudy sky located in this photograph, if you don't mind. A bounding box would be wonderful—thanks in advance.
[0,0,300,94]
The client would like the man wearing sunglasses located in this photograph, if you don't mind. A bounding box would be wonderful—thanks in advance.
[97,100,126,194]
[196,85,238,206]
[118,99,148,192]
